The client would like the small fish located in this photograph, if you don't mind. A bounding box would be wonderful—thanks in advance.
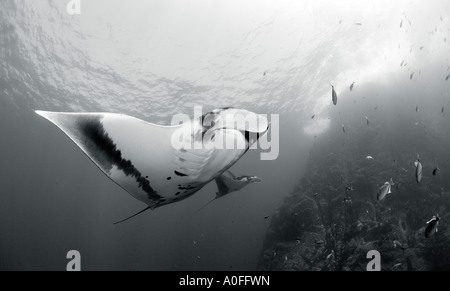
[446,73,450,81]
[392,263,403,269]
[425,215,440,238]
[342,124,345,133]
[264,216,270,220]
[284,256,288,261]
[326,251,335,260]
[416,105,419,112]
[263,71,267,76]
[366,156,374,160]
[345,186,354,191]
[414,154,423,183]
[442,106,445,115]
[400,20,403,28]
[433,168,440,176]
[401,168,408,173]
[339,19,342,24]
[410,72,414,80]
[354,23,362,26]
[441,15,443,22]
[331,85,338,105]
[400,60,404,66]
[415,121,419,126]
[365,116,369,126]
[420,46,424,50]
[374,106,378,110]
[350,82,355,91]
[377,178,395,201]
[311,114,315,119]
[313,192,319,197]
[343,196,352,204]
[433,159,440,176]
[295,239,300,245]
[393,240,407,250]
[315,239,324,244]
[193,241,197,245]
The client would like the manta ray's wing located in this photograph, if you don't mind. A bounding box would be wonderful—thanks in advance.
[36,111,183,209]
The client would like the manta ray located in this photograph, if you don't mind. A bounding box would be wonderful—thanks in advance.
[35,108,269,223]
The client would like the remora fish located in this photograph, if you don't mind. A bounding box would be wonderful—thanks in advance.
[195,171,262,213]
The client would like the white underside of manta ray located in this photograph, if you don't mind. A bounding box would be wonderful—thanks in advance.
[35,108,269,222]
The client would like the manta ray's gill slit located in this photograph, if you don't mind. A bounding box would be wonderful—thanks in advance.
[76,117,163,202]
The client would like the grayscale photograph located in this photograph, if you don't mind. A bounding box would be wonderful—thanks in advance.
[1,0,450,272]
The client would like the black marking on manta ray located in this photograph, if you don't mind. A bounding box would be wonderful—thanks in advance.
[174,170,188,177]
[178,185,196,190]
[77,117,162,202]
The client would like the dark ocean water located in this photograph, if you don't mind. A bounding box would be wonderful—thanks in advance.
[1,0,450,270]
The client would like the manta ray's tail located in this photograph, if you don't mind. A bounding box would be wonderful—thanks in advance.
[114,206,152,225]
[194,198,217,214]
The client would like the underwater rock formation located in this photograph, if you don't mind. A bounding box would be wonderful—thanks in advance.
[258,85,450,271]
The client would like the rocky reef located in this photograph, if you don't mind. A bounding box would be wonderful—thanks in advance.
[258,90,450,271]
